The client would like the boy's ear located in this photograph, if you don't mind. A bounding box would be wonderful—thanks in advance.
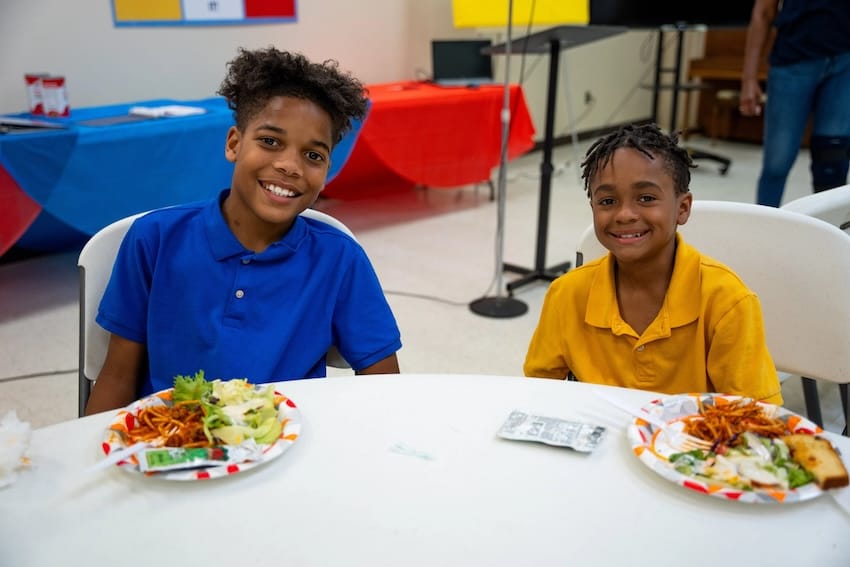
[676,191,693,226]
[224,126,241,163]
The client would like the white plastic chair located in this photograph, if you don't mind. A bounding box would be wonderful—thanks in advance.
[78,207,356,416]
[574,200,850,435]
[781,183,850,427]
[782,184,850,230]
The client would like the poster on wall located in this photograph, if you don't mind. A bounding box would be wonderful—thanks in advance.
[112,0,297,27]
[452,0,588,27]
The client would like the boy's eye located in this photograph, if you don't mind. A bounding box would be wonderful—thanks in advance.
[598,197,615,206]
[306,151,325,162]
[259,136,279,147]
[638,194,657,203]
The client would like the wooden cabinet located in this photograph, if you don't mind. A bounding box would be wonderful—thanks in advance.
[687,29,770,143]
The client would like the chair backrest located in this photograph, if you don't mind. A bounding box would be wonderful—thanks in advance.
[77,212,146,415]
[77,207,356,416]
[781,184,850,232]
[299,207,356,238]
[574,200,850,385]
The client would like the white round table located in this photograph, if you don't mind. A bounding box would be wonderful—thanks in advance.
[1,374,848,566]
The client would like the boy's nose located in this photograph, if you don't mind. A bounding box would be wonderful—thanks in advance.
[273,150,302,177]
[614,203,639,222]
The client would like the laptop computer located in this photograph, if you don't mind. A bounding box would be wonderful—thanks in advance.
[431,39,497,87]
[0,115,68,134]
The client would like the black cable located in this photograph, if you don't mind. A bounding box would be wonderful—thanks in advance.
[384,290,469,307]
[0,368,78,383]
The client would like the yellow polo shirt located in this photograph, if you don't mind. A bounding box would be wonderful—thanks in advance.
[524,235,783,404]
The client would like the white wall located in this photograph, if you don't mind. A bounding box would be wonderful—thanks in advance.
[0,0,670,141]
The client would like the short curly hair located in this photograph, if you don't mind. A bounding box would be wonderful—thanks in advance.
[217,47,368,146]
[580,123,695,197]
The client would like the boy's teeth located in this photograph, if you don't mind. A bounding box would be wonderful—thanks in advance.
[267,183,297,197]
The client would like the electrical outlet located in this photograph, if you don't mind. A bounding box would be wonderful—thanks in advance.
[584,91,594,105]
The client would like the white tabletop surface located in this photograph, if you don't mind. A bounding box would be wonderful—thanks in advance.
[2,374,849,566]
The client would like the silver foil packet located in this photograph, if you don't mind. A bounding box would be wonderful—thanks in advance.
[497,410,606,452]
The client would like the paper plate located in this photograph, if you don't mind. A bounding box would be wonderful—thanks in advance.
[100,387,301,481]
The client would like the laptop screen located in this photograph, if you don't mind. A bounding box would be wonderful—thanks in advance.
[431,39,493,83]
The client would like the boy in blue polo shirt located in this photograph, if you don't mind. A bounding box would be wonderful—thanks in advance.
[85,47,401,414]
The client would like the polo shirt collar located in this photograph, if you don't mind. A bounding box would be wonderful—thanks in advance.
[204,189,308,262]
[585,233,701,334]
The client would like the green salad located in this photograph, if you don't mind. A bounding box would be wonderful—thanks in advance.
[173,370,283,446]
[669,431,814,491]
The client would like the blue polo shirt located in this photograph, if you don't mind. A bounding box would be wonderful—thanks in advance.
[97,190,402,397]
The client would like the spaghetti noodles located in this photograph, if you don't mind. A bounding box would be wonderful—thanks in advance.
[125,401,211,448]
[683,399,788,446]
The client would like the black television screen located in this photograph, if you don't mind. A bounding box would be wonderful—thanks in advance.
[431,40,493,83]
[589,0,755,28]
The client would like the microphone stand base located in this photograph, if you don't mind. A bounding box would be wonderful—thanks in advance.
[469,296,528,318]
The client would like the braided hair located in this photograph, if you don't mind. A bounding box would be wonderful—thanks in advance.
[218,47,368,146]
[580,123,695,197]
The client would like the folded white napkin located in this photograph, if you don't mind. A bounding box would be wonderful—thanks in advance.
[128,105,207,118]
[0,410,31,488]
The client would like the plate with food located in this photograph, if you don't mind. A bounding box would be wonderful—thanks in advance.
[626,393,849,503]
[100,370,301,481]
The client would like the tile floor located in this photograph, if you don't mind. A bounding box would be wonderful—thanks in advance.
[0,135,846,433]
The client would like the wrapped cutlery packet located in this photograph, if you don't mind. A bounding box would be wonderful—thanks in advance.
[498,410,606,452]
[137,442,264,473]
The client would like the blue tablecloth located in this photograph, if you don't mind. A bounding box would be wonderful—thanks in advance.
[0,97,362,251]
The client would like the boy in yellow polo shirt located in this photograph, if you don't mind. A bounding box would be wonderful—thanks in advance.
[524,124,782,404]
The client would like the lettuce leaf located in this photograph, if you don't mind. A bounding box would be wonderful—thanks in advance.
[172,370,213,403]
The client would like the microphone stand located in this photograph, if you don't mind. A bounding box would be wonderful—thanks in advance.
[469,0,529,318]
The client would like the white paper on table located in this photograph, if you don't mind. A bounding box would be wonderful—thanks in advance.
[128,105,206,118]
[0,410,31,488]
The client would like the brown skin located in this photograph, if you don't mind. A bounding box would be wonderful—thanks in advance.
[356,356,400,376]
[85,335,146,415]
[740,0,779,117]
[85,95,399,416]
[589,147,692,335]
[223,96,332,252]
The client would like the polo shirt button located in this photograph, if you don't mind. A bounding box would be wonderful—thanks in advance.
[235,289,245,299]
[636,345,645,352]
[241,258,251,265]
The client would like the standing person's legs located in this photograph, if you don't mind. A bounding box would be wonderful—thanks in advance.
[810,51,850,193]
[757,62,820,207]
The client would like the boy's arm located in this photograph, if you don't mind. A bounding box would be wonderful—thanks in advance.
[355,353,400,375]
[707,294,783,405]
[524,289,570,380]
[84,334,146,415]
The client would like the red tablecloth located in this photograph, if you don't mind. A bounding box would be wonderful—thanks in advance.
[324,81,535,199]
[0,165,41,257]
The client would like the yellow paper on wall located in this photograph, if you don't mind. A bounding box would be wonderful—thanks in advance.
[113,0,182,21]
[452,0,589,28]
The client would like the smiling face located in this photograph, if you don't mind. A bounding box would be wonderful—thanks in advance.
[223,95,333,248]
[589,147,692,268]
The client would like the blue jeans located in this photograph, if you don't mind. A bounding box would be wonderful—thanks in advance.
[757,51,850,207]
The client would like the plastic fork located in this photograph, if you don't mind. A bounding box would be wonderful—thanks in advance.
[85,441,150,474]
[594,391,712,452]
